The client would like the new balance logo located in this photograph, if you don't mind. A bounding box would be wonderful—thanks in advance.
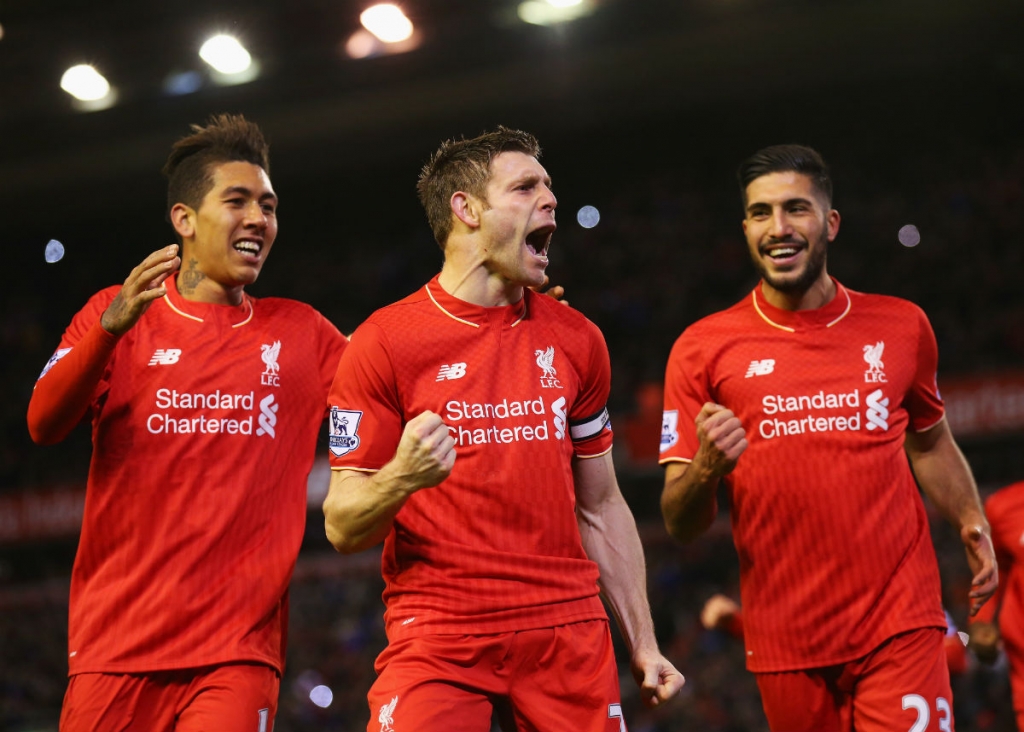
[436,363,467,381]
[148,349,182,366]
[745,359,775,378]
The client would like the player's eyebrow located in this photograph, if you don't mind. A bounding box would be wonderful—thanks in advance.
[745,196,813,214]
[221,185,278,204]
[511,172,553,190]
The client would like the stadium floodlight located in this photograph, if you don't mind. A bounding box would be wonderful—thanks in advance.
[60,64,111,102]
[360,4,414,43]
[199,34,252,75]
[517,0,594,26]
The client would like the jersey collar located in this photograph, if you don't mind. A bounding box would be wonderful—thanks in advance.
[751,277,851,332]
[161,272,254,328]
[425,275,528,329]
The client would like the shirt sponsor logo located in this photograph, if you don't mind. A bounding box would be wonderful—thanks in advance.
[328,407,363,456]
[256,394,278,438]
[863,341,887,383]
[378,696,398,732]
[535,346,563,389]
[445,396,561,446]
[865,389,889,430]
[757,388,893,439]
[436,362,467,381]
[745,359,775,378]
[660,410,679,452]
[144,389,279,436]
[261,340,281,386]
[38,347,72,380]
[552,396,567,440]
[148,348,182,366]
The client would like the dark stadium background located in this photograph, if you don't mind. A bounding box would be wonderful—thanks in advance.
[3,0,1023,729]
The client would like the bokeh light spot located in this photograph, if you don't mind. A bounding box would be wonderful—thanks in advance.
[898,224,920,247]
[45,239,65,263]
[577,205,600,229]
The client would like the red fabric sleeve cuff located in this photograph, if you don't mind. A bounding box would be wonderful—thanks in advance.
[27,320,119,444]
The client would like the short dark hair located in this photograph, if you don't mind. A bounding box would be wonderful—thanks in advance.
[737,144,832,208]
[417,126,541,249]
[162,114,270,219]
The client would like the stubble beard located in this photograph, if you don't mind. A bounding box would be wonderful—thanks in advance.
[752,234,828,295]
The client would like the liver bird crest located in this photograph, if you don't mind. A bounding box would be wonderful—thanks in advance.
[261,340,281,374]
[535,346,557,379]
[862,341,885,373]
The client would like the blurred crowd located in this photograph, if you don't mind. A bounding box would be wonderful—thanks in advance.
[1,502,1017,731]
[2,136,1022,729]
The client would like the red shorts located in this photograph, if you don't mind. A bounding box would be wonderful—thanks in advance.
[368,619,626,732]
[756,628,953,732]
[60,663,279,732]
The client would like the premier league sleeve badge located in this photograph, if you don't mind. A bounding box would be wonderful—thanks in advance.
[328,407,363,457]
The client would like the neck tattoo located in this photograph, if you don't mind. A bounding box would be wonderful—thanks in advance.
[179,258,206,295]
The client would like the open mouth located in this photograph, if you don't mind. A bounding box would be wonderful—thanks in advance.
[762,242,803,262]
[233,239,262,258]
[525,224,555,257]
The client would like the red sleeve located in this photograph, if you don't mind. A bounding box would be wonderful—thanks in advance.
[569,319,613,457]
[905,306,945,432]
[27,289,120,445]
[326,321,402,471]
[659,327,710,463]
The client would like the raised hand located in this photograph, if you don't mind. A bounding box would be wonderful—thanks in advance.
[694,402,748,478]
[101,245,180,336]
[388,411,457,494]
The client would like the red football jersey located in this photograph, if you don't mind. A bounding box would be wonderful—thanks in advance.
[327,276,614,640]
[661,280,947,672]
[973,483,1024,689]
[34,273,346,675]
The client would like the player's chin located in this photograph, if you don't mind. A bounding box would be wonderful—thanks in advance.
[518,265,548,289]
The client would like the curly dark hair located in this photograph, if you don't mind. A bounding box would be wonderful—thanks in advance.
[162,113,270,219]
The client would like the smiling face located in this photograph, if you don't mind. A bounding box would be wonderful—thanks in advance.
[171,160,278,303]
[742,171,840,304]
[475,151,557,289]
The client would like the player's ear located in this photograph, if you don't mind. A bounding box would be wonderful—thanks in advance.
[170,203,196,240]
[451,191,482,230]
[826,209,840,242]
